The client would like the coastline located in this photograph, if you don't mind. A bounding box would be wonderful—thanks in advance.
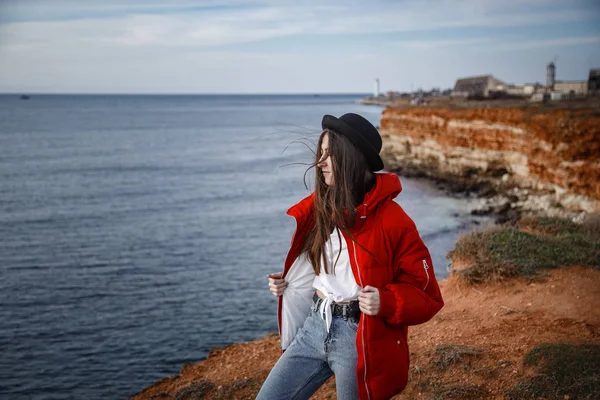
[130,102,600,399]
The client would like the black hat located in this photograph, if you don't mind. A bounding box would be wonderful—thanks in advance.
[321,113,384,171]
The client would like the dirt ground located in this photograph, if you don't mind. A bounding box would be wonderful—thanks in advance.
[131,265,600,400]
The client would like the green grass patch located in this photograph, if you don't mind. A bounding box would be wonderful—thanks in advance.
[505,343,600,400]
[448,216,600,284]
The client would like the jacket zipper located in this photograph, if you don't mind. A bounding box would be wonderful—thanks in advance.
[422,259,430,291]
[352,240,371,400]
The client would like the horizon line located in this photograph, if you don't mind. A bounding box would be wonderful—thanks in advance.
[0,91,376,96]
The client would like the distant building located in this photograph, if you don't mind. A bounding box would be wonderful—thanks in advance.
[505,84,536,97]
[374,78,380,97]
[543,62,587,97]
[530,92,545,102]
[588,69,600,96]
[451,75,505,97]
[554,81,588,96]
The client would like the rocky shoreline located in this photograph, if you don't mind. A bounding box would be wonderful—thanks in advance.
[380,153,588,225]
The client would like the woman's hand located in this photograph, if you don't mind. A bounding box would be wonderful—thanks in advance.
[267,272,288,297]
[358,286,380,316]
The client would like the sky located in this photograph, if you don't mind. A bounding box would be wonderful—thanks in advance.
[0,0,599,94]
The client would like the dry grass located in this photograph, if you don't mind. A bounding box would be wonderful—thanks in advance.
[448,216,600,284]
[173,381,215,400]
[433,384,487,399]
[518,215,582,236]
[431,344,484,370]
[171,378,262,400]
[582,213,600,239]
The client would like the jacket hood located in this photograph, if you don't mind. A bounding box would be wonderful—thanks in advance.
[359,172,402,217]
[287,172,402,220]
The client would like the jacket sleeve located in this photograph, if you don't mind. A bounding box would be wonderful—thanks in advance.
[377,227,444,326]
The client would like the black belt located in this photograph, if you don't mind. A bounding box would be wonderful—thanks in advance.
[312,292,361,323]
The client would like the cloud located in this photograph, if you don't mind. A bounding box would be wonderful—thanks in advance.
[0,0,598,93]
[0,0,595,50]
[494,35,600,50]
[401,37,497,49]
[397,35,600,51]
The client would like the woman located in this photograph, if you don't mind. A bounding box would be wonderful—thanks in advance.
[257,113,444,400]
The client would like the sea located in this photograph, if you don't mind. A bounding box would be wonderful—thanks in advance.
[0,94,488,399]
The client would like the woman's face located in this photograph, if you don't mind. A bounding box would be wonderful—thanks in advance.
[317,133,334,186]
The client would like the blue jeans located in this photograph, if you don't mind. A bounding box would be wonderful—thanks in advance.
[257,305,359,400]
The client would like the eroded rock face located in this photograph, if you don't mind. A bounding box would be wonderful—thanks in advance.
[380,107,600,215]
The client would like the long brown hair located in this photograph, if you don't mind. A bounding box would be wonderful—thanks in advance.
[302,128,375,275]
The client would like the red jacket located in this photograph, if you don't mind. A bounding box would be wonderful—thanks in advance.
[277,172,444,400]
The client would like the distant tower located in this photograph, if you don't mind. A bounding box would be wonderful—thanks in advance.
[546,62,556,90]
[374,79,380,97]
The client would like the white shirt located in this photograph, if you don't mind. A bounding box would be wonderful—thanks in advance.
[312,228,362,332]
[280,229,362,349]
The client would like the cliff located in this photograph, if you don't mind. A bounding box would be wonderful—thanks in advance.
[379,106,600,218]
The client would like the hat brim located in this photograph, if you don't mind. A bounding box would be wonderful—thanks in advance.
[322,115,384,171]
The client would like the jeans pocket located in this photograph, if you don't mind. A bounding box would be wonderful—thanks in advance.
[346,318,359,333]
